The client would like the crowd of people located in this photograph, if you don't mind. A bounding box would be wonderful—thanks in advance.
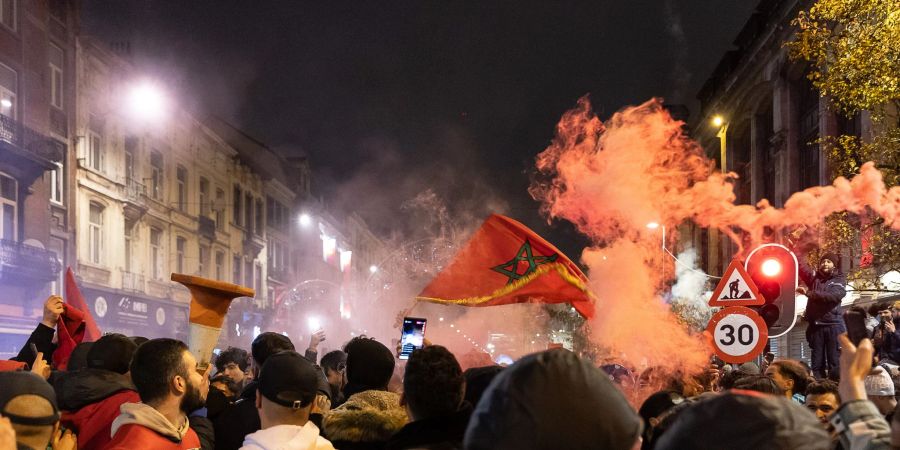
[5,289,900,449]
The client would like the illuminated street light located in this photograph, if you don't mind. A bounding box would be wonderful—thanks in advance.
[126,80,168,123]
[299,213,312,227]
[646,222,660,230]
[711,115,725,128]
[0,99,11,109]
[369,265,378,274]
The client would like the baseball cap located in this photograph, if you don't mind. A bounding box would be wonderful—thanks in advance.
[258,351,319,409]
[0,371,60,426]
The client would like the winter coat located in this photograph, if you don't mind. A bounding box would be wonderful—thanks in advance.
[104,402,200,450]
[12,323,56,364]
[322,390,408,450]
[55,368,140,450]
[384,406,471,450]
[240,423,335,450]
[800,262,847,327]
[213,380,262,450]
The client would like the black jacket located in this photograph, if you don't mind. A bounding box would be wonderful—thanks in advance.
[385,406,471,450]
[12,323,56,364]
[212,380,261,450]
[800,262,847,326]
[53,368,135,411]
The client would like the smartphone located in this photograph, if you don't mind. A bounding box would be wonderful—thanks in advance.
[398,317,427,360]
[844,308,869,346]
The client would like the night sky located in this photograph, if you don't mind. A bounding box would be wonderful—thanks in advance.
[83,1,758,259]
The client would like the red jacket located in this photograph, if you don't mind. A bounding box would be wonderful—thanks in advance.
[104,423,200,450]
[62,389,141,450]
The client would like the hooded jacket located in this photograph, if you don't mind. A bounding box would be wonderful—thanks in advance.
[385,405,471,450]
[800,261,847,326]
[55,368,140,450]
[323,390,408,450]
[464,349,642,450]
[240,423,335,450]
[104,402,200,450]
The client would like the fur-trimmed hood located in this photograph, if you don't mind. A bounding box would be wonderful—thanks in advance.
[323,390,408,444]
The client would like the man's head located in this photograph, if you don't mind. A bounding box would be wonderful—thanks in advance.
[130,338,207,414]
[215,347,250,385]
[766,359,809,397]
[401,346,464,421]
[805,380,840,425]
[0,371,60,450]
[818,253,839,276]
[88,333,138,375]
[343,337,395,393]
[320,350,347,393]
[865,366,897,417]
[250,332,295,377]
[732,375,785,396]
[255,351,320,428]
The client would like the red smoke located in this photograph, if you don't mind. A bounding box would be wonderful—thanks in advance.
[531,96,900,375]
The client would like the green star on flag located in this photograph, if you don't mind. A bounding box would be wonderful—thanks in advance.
[491,240,558,284]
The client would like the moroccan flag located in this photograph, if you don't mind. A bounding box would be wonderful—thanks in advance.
[416,214,595,318]
[52,267,101,369]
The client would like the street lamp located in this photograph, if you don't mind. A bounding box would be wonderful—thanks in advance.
[646,222,666,250]
[299,213,312,227]
[126,80,168,123]
[369,265,378,274]
[711,114,728,174]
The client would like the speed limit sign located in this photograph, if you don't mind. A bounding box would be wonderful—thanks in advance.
[706,306,768,363]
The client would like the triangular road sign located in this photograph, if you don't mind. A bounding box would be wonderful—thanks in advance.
[708,260,764,307]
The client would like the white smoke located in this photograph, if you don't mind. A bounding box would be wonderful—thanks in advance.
[669,248,714,329]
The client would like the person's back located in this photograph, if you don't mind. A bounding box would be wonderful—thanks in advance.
[240,351,334,450]
[104,338,205,450]
[323,337,407,450]
[57,333,140,450]
[386,346,469,450]
[213,333,294,450]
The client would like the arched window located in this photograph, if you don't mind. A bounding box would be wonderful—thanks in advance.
[0,172,16,240]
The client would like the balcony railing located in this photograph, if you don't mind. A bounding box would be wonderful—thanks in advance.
[122,270,144,293]
[123,178,146,202]
[0,239,61,283]
[198,216,216,240]
[0,114,64,163]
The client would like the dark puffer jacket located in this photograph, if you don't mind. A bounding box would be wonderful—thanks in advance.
[800,261,847,327]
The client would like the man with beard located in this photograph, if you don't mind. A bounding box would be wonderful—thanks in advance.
[798,252,847,380]
[105,338,208,450]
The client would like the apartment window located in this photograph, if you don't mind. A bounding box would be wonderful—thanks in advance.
[215,251,224,280]
[254,264,262,296]
[255,198,263,235]
[798,78,821,190]
[0,173,15,240]
[124,222,133,272]
[215,188,225,230]
[87,129,103,172]
[233,255,241,284]
[198,245,207,276]
[199,177,209,216]
[176,237,186,273]
[88,202,104,264]
[49,162,63,204]
[266,197,274,227]
[244,259,252,288]
[0,63,15,119]
[150,227,162,279]
[49,44,63,109]
[150,151,163,200]
[244,193,253,233]
[233,185,242,225]
[49,237,64,295]
[176,166,187,212]
[0,0,15,32]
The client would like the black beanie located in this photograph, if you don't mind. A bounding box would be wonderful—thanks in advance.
[87,333,138,374]
[344,337,395,393]
[67,342,94,372]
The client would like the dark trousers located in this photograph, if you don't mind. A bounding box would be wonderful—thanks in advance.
[806,324,843,380]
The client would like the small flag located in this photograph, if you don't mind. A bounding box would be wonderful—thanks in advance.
[416,214,595,318]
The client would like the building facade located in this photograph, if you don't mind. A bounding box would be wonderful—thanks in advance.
[687,0,873,360]
[0,0,76,358]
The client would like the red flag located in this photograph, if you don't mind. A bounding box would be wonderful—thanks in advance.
[52,268,101,369]
[416,214,595,318]
[65,267,100,341]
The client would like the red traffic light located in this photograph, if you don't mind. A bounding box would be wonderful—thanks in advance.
[761,258,782,277]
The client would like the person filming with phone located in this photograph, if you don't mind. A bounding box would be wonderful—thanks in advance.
[797,252,847,380]
[871,301,900,374]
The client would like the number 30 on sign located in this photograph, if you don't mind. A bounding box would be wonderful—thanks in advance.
[706,306,768,364]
